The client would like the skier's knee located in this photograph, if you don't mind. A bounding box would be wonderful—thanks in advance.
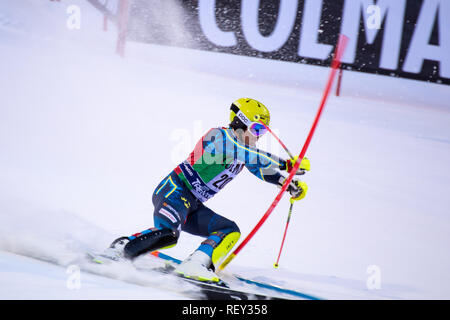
[210,231,241,268]
[228,221,240,234]
[124,228,179,259]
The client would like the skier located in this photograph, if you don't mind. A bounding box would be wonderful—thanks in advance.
[104,98,310,283]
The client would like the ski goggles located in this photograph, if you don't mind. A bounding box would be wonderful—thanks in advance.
[248,122,268,137]
[231,104,269,137]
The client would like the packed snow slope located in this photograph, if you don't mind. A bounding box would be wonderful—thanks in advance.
[1,0,449,299]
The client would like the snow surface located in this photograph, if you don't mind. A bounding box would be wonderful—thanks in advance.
[1,0,449,300]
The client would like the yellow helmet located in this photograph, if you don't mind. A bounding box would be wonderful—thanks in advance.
[229,98,270,128]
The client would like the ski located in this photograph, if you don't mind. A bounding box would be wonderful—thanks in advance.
[173,274,282,300]
[150,251,322,300]
[86,251,283,300]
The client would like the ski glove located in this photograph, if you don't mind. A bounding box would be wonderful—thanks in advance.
[287,180,308,201]
[282,156,310,176]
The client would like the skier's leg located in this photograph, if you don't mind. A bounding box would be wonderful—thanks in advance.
[109,172,196,260]
[122,228,179,259]
[181,203,241,270]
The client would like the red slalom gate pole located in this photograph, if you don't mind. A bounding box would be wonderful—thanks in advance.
[219,34,349,271]
[116,0,130,57]
[336,67,344,96]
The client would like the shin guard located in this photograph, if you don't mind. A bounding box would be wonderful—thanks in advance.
[124,228,178,259]
[210,231,241,269]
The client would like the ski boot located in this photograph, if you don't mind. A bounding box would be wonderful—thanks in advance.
[174,250,222,284]
[98,236,130,262]
[97,228,178,263]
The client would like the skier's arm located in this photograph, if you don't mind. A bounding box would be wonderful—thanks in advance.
[245,162,286,185]
[219,128,287,185]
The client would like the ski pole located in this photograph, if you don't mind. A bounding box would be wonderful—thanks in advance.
[259,120,295,160]
[219,34,349,271]
[274,198,295,268]
[261,111,299,267]
[260,116,301,268]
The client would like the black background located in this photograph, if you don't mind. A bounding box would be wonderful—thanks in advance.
[115,0,447,85]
